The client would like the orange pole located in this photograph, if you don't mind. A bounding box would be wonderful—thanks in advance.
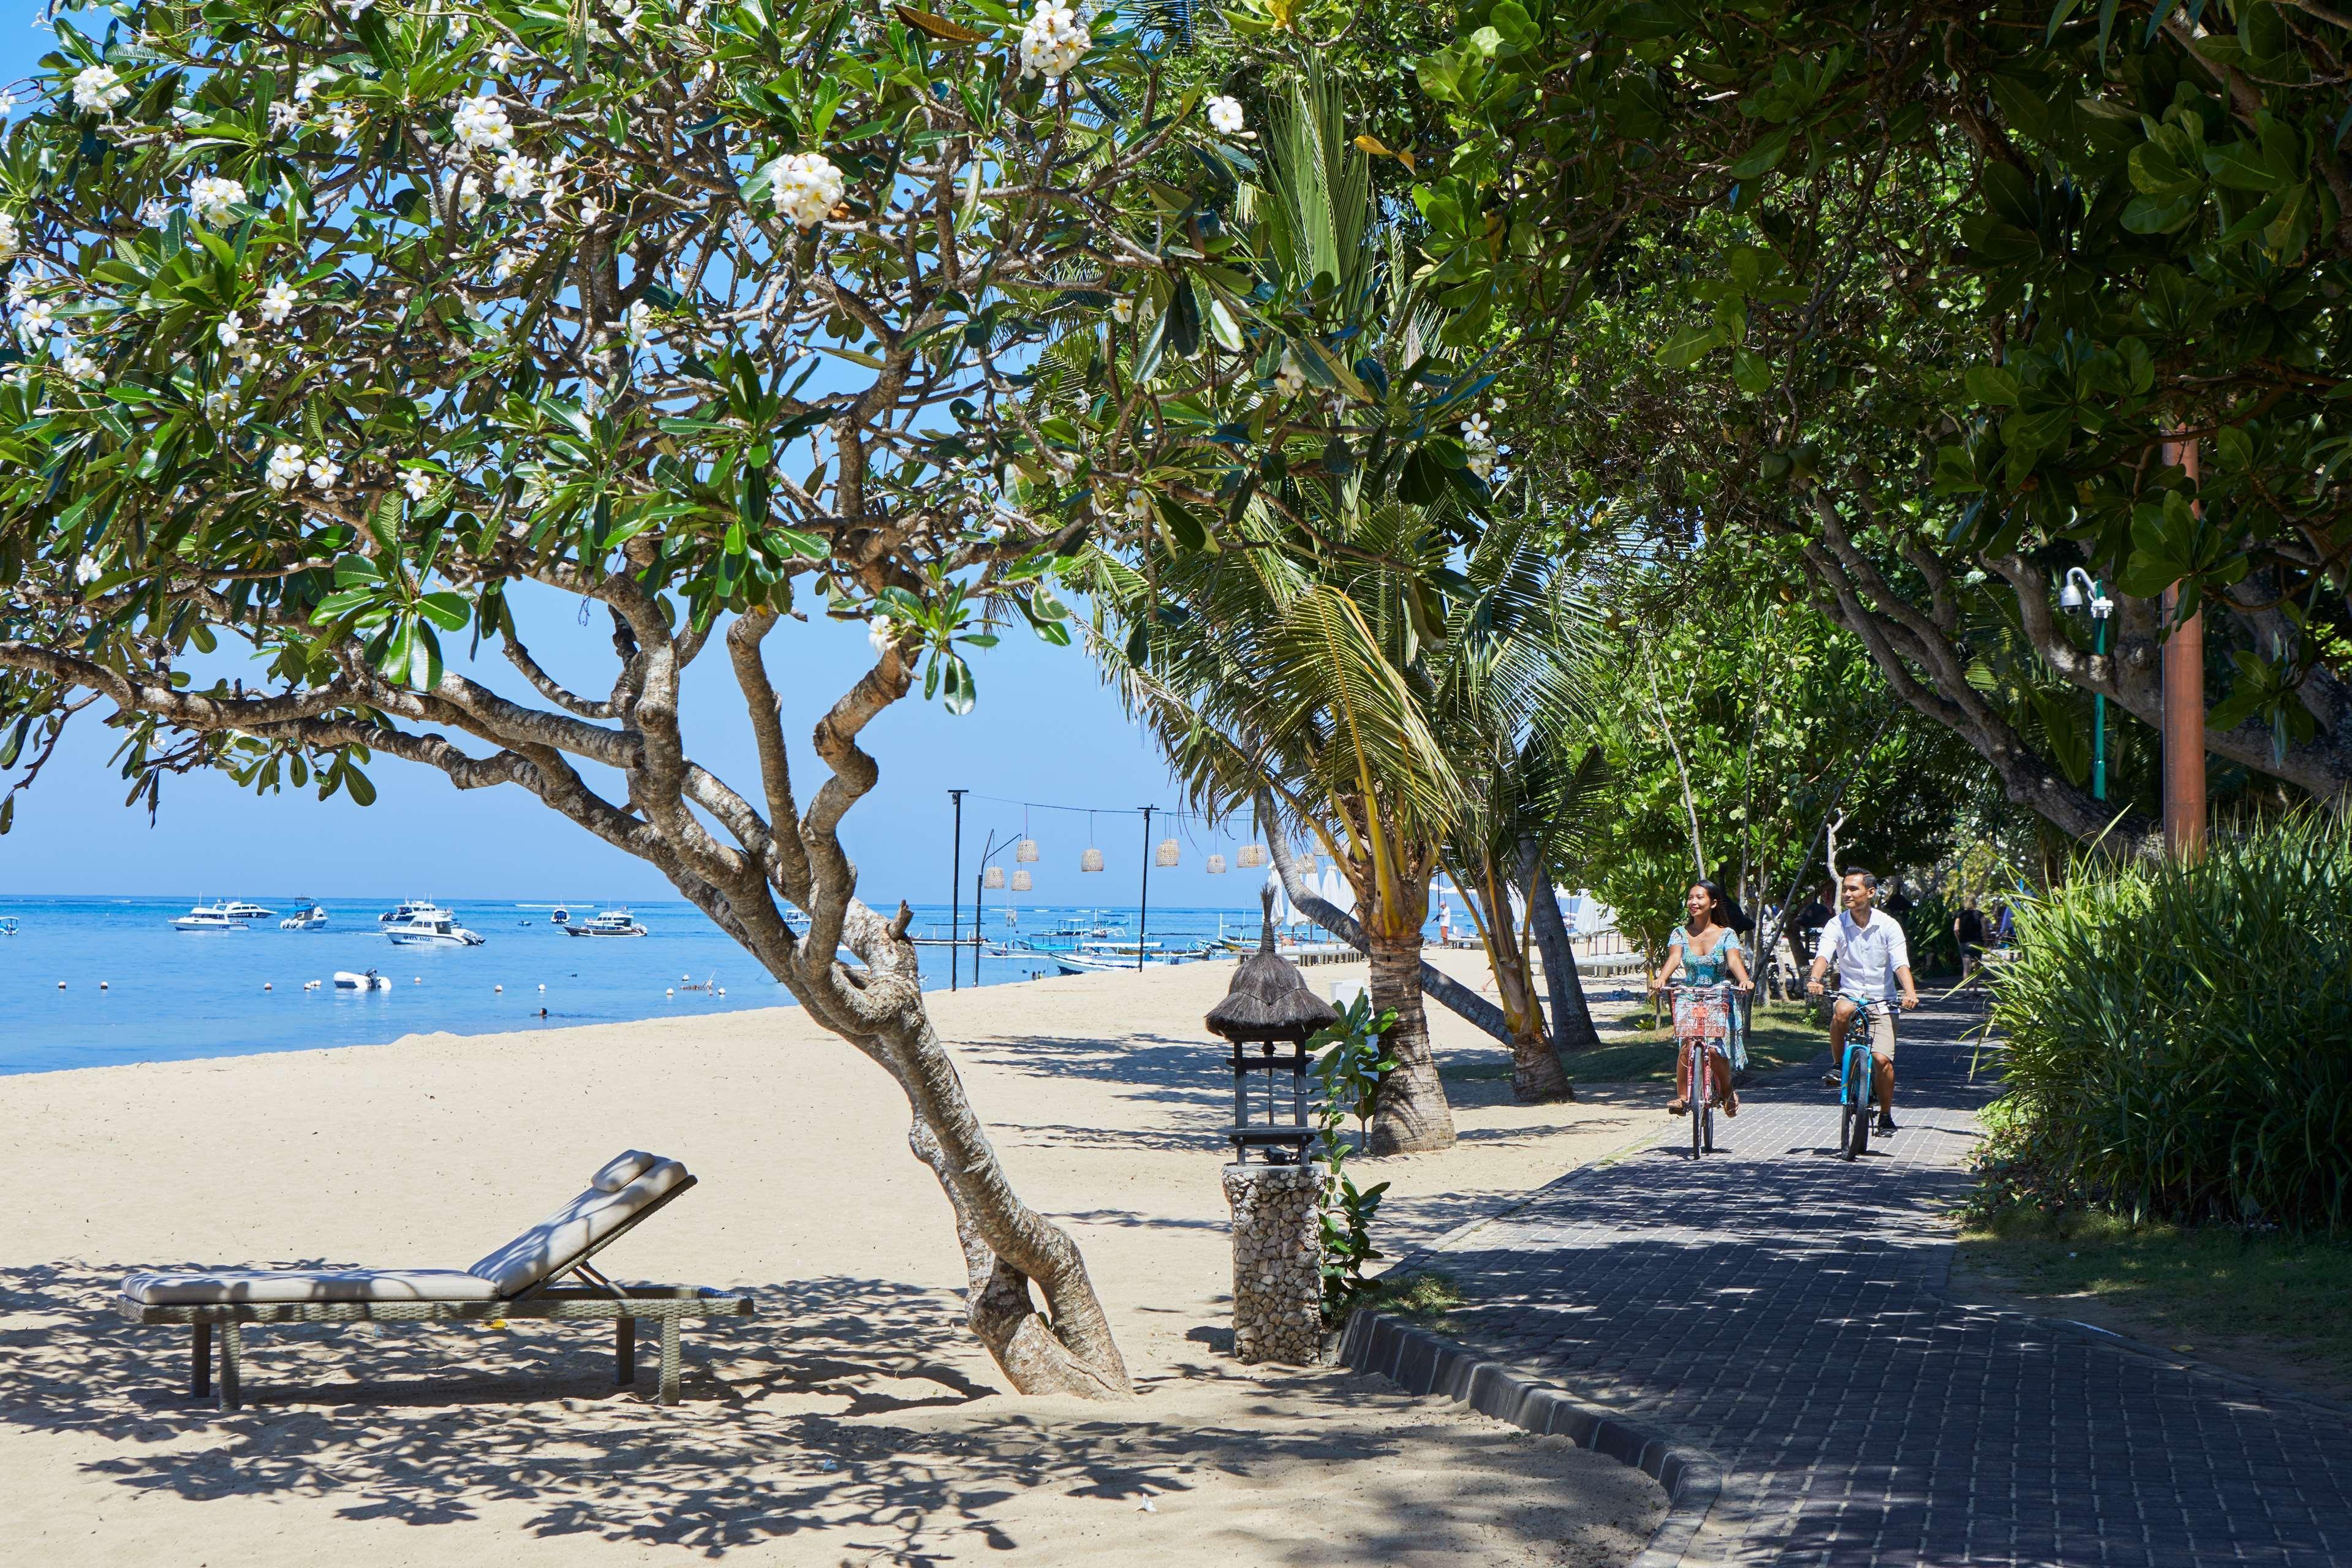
[2159,434,2207,859]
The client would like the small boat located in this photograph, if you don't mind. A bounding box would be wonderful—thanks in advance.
[564,908,648,938]
[279,901,328,930]
[219,899,277,920]
[1048,950,1199,976]
[516,903,576,926]
[333,969,394,991]
[0,916,17,937]
[386,910,485,947]
[377,897,442,925]
[171,900,249,932]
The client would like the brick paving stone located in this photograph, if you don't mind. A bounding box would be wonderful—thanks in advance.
[1412,997,2352,1566]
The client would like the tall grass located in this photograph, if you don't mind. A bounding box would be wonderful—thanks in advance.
[1989,813,2352,1234]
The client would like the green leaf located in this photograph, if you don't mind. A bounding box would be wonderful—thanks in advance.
[1656,324,1722,370]
[1731,349,1772,394]
[1965,364,2022,407]
[1728,126,1794,179]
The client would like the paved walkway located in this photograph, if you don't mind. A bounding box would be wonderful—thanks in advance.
[1413,997,2352,1567]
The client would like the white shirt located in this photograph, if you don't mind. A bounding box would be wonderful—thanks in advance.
[1818,909,1911,1001]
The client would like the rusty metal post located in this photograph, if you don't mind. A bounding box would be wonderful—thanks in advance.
[2160,434,2207,860]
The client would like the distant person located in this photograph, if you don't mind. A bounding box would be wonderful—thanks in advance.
[1884,878,1915,917]
[1953,899,1988,982]
[1809,868,1919,1134]
[1791,882,1836,968]
[1992,900,2015,948]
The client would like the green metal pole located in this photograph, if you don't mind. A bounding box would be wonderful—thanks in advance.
[2092,587,2108,803]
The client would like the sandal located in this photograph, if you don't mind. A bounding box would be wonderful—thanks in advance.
[1666,1098,1689,1116]
[1725,1096,1740,1118]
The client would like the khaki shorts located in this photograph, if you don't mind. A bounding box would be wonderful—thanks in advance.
[1837,998,1896,1060]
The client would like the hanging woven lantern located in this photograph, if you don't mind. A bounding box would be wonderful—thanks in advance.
[1011,869,1033,892]
[1015,838,1039,863]
[1206,853,1228,875]
[1298,848,1318,873]
[984,865,1006,890]
[1155,837,1181,867]
[1081,846,1105,872]
[1237,844,1266,869]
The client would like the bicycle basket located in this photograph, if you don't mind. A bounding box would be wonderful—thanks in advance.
[1671,986,1730,1041]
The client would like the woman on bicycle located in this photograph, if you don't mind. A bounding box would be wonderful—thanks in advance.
[1650,880,1752,1118]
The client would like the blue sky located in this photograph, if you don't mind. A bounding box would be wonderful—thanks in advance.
[0,20,1242,910]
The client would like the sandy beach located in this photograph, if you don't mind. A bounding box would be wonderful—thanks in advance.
[0,951,1666,1566]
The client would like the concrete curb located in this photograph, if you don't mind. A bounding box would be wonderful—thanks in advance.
[1340,1310,1724,1568]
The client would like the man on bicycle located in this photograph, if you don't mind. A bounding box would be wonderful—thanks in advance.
[1807,867,1919,1134]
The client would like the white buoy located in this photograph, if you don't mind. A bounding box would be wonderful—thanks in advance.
[263,982,273,992]
[99,981,109,991]
[413,976,422,984]
[56,980,66,990]
[682,973,691,982]
[537,983,545,992]
[493,984,504,993]
[665,987,675,997]
[716,987,726,997]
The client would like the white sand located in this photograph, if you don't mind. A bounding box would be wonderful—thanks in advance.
[0,952,1665,1566]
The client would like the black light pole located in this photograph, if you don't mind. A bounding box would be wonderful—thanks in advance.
[948,788,967,992]
[974,830,1010,986]
[1136,805,1154,971]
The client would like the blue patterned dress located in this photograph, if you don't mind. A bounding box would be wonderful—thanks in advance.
[1669,925,1747,1069]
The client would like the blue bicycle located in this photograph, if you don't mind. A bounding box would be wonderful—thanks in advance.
[1831,994,1890,1161]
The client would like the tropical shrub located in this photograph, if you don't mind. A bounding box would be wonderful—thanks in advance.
[1987,815,2352,1234]
[1310,993,1396,1323]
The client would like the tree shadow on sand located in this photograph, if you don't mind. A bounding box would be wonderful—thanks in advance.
[0,1263,1664,1564]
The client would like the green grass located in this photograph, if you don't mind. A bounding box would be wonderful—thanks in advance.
[1556,1001,1827,1085]
[1354,1269,1466,1323]
[1959,1209,2352,1396]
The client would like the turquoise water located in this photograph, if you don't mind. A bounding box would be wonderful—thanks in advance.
[0,895,1257,1075]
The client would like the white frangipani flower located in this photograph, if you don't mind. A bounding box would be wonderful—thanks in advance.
[451,93,513,153]
[216,312,244,349]
[624,299,652,347]
[305,451,342,491]
[16,296,55,344]
[578,195,603,226]
[0,213,17,259]
[266,442,306,491]
[294,66,335,104]
[239,348,262,374]
[1110,295,1134,325]
[61,347,102,382]
[329,105,360,141]
[456,175,485,219]
[136,198,169,227]
[1206,96,1244,135]
[491,152,536,200]
[202,387,230,417]
[492,249,521,284]
[334,0,376,17]
[867,615,895,655]
[401,469,434,502]
[1123,487,1152,523]
[267,100,303,134]
[189,175,242,227]
[486,39,515,73]
[259,279,297,325]
[772,151,844,228]
[74,554,102,585]
[71,65,132,116]
[1273,352,1306,398]
[1019,0,1089,80]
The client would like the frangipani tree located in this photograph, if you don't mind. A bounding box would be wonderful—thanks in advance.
[0,0,1250,1398]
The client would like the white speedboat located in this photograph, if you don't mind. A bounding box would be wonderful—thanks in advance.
[377,897,444,925]
[386,910,485,947]
[333,969,394,990]
[279,901,328,930]
[564,908,648,937]
[0,915,16,937]
[171,900,249,932]
[218,899,276,919]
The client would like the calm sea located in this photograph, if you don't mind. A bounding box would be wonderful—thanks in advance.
[0,895,1260,1076]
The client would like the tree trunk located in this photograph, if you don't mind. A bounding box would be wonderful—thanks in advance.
[1364,924,1459,1153]
[1491,949,1571,1102]
[1524,850,1601,1055]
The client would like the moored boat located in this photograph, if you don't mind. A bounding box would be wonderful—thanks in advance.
[385,910,485,947]
[563,908,648,937]
[279,901,328,930]
[170,900,249,932]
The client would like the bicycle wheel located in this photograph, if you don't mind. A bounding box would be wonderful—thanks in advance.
[1701,1086,1715,1153]
[1847,1050,1872,1159]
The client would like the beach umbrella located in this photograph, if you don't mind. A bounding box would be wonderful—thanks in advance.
[1237,844,1266,868]
[1206,853,1228,875]
[1319,865,1357,918]
[1155,837,1180,867]
[985,866,1006,889]
[1012,869,1033,892]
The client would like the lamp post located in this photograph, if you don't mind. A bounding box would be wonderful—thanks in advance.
[2059,568,2115,802]
[1136,805,1154,973]
[947,788,967,992]
[974,830,1013,987]
[2160,432,2207,859]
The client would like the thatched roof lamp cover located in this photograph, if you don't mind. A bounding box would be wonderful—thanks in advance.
[1206,886,1339,1044]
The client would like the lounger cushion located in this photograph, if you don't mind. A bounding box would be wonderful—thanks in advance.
[466,1158,689,1296]
[122,1268,501,1305]
[589,1149,659,1192]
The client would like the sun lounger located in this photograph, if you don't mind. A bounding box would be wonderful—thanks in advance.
[117,1151,752,1410]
